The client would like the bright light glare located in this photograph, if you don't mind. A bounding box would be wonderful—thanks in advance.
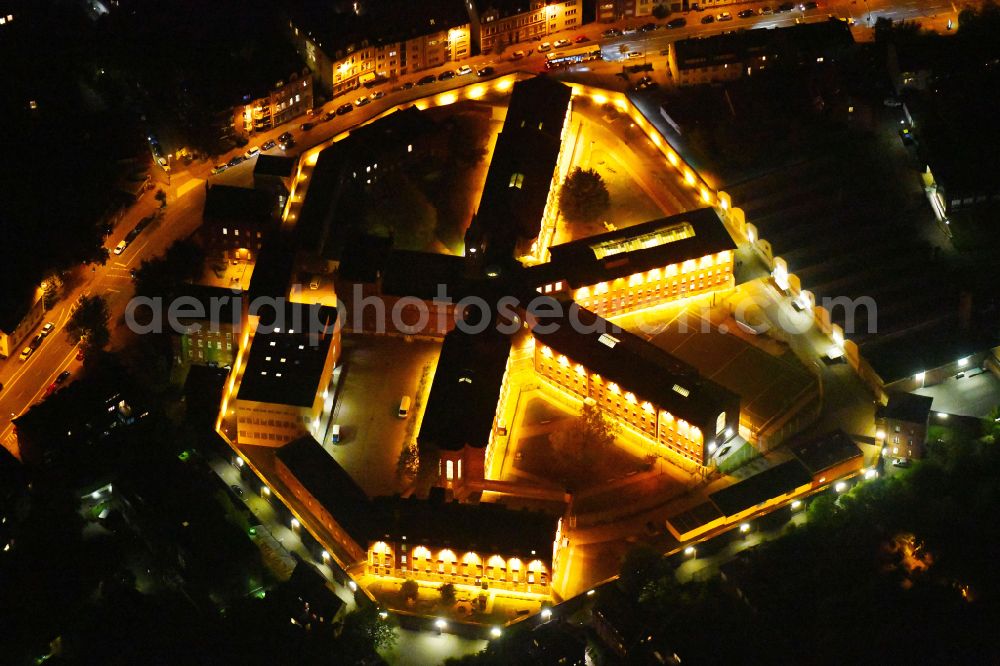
[684,546,696,557]
[835,481,847,492]
[739,523,751,533]
[791,500,802,510]
[435,618,447,629]
[490,626,502,638]
[958,357,968,367]
[865,469,878,480]
[541,608,552,620]
[348,580,358,592]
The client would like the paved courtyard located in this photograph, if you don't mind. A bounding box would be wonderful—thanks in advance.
[326,334,441,497]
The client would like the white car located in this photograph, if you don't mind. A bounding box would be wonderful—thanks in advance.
[19,347,33,362]
[539,42,552,52]
[553,39,571,48]
[114,240,128,255]
[456,65,474,76]
[244,146,260,158]
[511,50,526,60]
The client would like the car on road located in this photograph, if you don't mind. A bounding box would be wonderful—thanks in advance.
[278,131,292,142]
[261,139,276,151]
[553,38,571,48]
[336,103,353,115]
[45,383,58,397]
[624,50,643,59]
[476,65,495,76]
[632,75,656,91]
[76,349,85,361]
[622,26,637,35]
[231,484,244,497]
[279,137,295,150]
[539,42,551,52]
[244,145,260,158]
[717,11,733,20]
[299,122,314,131]
[456,64,474,76]
[510,50,526,60]
[354,96,371,107]
[438,70,456,80]
[899,126,915,145]
[226,156,245,168]
[41,322,55,337]
[417,74,437,85]
[759,5,773,13]
[370,89,386,100]
[19,347,33,362]
[211,164,227,175]
[114,240,128,255]
[701,13,715,22]
[29,334,43,350]
[667,17,687,27]
[640,22,657,32]
[777,1,795,9]
[56,370,71,384]
[401,81,415,89]
[601,28,623,37]
[738,9,756,17]
[574,34,590,43]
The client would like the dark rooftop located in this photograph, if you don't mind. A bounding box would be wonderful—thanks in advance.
[276,435,373,539]
[286,0,469,60]
[533,207,737,289]
[466,77,571,265]
[708,459,812,516]
[0,282,39,334]
[529,303,740,427]
[879,392,934,425]
[381,250,467,300]
[247,233,296,300]
[418,325,512,451]
[789,429,863,477]
[276,435,560,559]
[673,19,854,71]
[253,154,296,179]
[165,284,244,327]
[237,308,338,407]
[203,184,273,223]
[337,232,394,284]
[667,500,724,535]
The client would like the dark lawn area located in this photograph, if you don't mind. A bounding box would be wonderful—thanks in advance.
[513,432,647,491]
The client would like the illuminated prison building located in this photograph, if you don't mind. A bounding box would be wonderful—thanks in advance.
[530,208,737,318]
[275,436,558,594]
[529,305,741,466]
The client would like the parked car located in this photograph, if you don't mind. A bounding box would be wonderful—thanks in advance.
[231,484,244,497]
[476,66,495,76]
[45,383,58,397]
[324,110,337,121]
[261,139,276,151]
[56,370,71,384]
[41,322,55,337]
[29,334,43,350]
[299,122,314,131]
[336,103,353,115]
[279,137,295,150]
[456,65,474,76]
[244,145,260,158]
[640,22,657,32]
[622,26,637,35]
[538,42,552,52]
[417,74,437,85]
[76,349,85,361]
[278,131,293,142]
[211,164,227,175]
[624,51,643,59]
[759,5,773,13]
[226,156,245,167]
[354,96,371,106]
[899,126,915,145]
[667,17,687,27]
[438,70,456,80]
[510,50,526,60]
[114,240,128,255]
[701,14,715,22]
[574,34,590,43]
[19,347,33,362]
[601,28,623,37]
[553,39,571,48]
[738,9,756,17]
[402,81,415,89]
[718,11,733,20]
[370,89,386,99]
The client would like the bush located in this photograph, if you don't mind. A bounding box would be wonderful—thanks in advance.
[401,579,419,602]
[439,583,457,603]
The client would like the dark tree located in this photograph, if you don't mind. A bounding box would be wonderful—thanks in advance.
[439,582,457,604]
[67,295,111,353]
[652,3,671,19]
[559,168,611,223]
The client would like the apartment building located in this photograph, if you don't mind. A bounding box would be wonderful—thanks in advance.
[286,0,471,96]
[467,0,584,54]
[231,70,314,138]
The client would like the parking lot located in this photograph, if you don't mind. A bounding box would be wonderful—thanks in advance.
[325,334,441,497]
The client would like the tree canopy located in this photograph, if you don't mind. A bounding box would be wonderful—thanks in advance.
[559,168,611,223]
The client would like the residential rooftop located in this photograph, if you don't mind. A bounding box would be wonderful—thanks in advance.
[253,154,296,179]
[203,184,273,223]
[878,392,934,424]
[708,459,812,516]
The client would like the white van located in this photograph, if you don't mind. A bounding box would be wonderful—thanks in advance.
[398,396,411,418]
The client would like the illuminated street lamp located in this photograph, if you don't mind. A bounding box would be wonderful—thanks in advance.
[684,546,696,558]
[490,626,502,638]
[739,523,751,534]
[541,608,552,621]
[348,580,358,592]
[835,481,848,493]
[791,500,802,510]
[435,618,447,633]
